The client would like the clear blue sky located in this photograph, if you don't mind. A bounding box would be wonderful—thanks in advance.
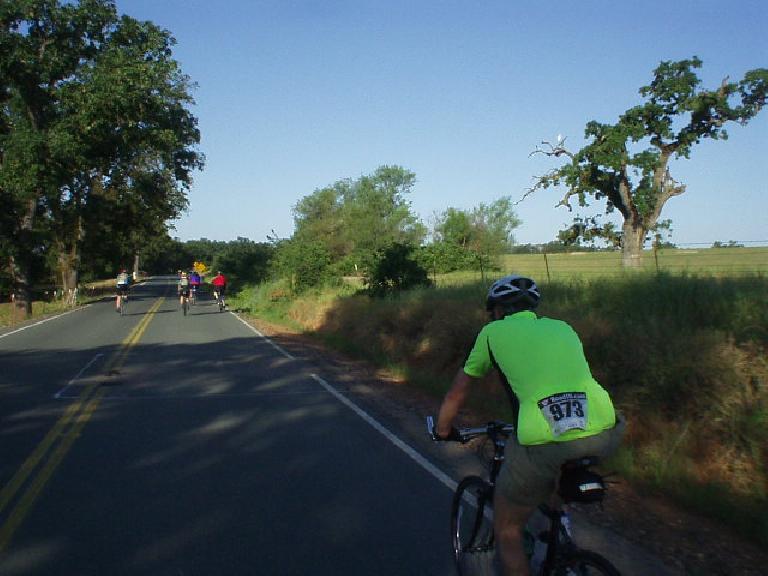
[117,0,767,246]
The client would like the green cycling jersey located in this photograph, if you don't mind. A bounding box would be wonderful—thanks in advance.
[463,310,616,445]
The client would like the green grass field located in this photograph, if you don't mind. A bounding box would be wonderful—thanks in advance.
[433,246,767,286]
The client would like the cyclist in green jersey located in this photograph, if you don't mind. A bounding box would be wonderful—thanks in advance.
[436,274,624,576]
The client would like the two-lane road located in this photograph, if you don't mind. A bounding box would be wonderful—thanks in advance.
[0,277,455,575]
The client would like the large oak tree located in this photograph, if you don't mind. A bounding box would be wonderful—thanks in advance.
[528,58,767,267]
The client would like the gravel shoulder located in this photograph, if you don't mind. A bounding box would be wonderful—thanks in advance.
[242,314,767,576]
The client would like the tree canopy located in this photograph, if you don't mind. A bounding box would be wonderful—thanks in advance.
[431,196,520,278]
[0,0,202,313]
[288,165,426,280]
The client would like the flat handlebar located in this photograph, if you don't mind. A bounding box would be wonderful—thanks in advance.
[426,416,515,443]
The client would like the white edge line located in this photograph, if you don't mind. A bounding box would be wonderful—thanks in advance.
[54,353,103,399]
[232,313,296,360]
[311,373,458,493]
[234,312,457,493]
[0,304,91,340]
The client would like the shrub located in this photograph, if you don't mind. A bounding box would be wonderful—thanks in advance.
[273,239,332,293]
[365,242,432,296]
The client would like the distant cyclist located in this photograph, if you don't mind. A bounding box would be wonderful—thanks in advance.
[178,271,190,307]
[189,269,202,302]
[115,268,131,312]
[211,271,227,304]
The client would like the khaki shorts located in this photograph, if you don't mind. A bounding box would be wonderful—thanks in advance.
[496,416,626,506]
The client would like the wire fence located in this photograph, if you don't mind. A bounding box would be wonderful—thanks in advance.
[506,245,767,282]
[431,243,768,286]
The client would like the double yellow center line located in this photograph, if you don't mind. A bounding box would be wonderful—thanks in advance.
[0,297,165,552]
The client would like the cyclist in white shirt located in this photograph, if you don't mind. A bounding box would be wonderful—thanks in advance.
[115,269,131,312]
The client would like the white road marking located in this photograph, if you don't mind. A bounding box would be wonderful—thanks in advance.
[232,313,296,360]
[0,305,90,341]
[231,313,459,493]
[54,353,104,399]
[310,373,458,493]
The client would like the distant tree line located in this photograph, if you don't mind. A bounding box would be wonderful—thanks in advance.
[167,166,522,297]
[148,237,272,288]
[267,165,521,295]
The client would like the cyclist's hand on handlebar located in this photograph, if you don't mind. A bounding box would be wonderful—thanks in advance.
[436,426,462,442]
[427,416,462,442]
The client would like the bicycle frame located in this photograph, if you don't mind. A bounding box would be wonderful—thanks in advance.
[538,505,578,571]
[428,417,615,576]
[485,429,508,489]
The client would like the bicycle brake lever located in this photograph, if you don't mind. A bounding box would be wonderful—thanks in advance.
[426,416,437,440]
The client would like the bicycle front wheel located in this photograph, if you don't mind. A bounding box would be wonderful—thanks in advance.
[551,549,621,575]
[451,476,496,575]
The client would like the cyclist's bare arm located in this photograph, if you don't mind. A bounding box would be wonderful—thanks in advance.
[437,369,474,437]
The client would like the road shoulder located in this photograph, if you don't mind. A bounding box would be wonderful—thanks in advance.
[239,313,766,576]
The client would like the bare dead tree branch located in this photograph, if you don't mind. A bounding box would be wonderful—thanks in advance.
[555,188,577,211]
[528,139,576,160]
[514,168,565,206]
[513,186,539,206]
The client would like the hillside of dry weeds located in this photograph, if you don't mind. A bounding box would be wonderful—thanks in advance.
[236,273,768,544]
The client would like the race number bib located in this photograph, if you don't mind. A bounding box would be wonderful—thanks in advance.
[538,392,588,436]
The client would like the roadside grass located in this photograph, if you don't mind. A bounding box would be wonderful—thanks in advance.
[0,300,74,328]
[0,279,115,328]
[234,271,767,545]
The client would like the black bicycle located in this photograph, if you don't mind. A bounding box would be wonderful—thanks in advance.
[427,417,620,576]
[214,288,226,312]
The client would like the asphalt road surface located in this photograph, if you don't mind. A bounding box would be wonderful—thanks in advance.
[1,276,680,576]
[0,277,456,576]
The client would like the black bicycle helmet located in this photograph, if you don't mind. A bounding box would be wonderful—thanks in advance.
[486,274,540,312]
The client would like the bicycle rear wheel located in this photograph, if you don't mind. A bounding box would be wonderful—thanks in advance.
[551,549,621,575]
[182,298,187,316]
[451,476,496,575]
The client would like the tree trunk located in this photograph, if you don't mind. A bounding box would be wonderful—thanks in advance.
[12,199,38,318]
[133,253,140,281]
[55,197,83,306]
[621,218,645,269]
[58,247,79,306]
